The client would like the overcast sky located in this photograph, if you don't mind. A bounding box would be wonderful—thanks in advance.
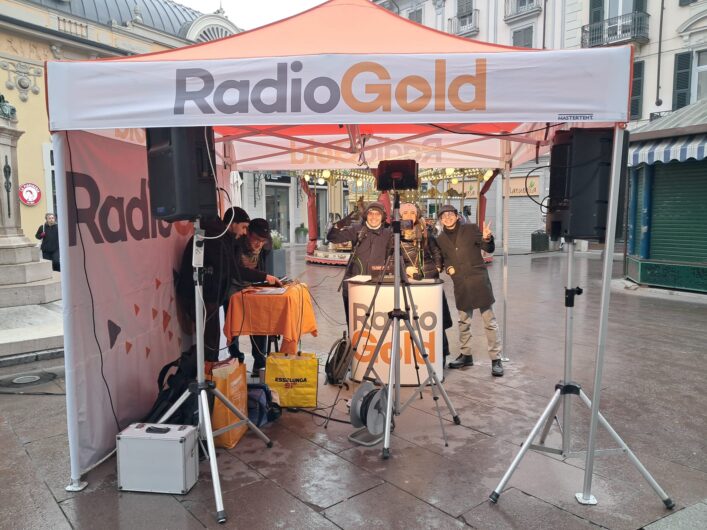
[175,0,326,30]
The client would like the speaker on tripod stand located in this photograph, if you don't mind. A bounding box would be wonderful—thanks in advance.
[144,126,272,524]
[146,126,218,222]
[546,128,629,243]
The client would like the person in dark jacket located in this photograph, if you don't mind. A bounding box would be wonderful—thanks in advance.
[399,202,452,360]
[175,216,280,364]
[233,218,282,376]
[327,201,392,325]
[35,213,60,271]
[435,204,503,376]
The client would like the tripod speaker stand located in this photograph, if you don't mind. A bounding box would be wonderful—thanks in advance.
[489,241,673,508]
[157,220,272,524]
[348,191,460,458]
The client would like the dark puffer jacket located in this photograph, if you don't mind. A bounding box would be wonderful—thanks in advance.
[327,221,392,295]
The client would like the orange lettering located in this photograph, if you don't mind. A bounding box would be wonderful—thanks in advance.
[341,62,391,112]
[448,59,487,111]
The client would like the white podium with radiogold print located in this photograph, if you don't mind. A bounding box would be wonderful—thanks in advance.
[347,278,443,385]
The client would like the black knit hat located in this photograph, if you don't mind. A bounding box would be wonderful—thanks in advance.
[437,204,458,218]
[249,218,270,238]
[222,207,250,225]
[365,201,386,216]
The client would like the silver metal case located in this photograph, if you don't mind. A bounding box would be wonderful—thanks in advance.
[117,423,199,494]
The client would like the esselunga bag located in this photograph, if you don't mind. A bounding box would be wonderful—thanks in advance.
[265,352,318,408]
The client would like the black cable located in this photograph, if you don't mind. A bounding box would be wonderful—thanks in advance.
[66,132,121,432]
[429,123,564,137]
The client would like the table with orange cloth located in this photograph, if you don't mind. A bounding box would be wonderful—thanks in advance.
[224,283,318,354]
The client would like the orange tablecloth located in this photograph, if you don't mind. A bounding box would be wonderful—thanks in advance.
[224,283,318,354]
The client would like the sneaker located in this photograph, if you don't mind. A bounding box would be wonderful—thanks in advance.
[448,354,474,369]
[491,359,504,377]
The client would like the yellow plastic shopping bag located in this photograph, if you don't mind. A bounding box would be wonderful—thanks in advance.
[265,352,318,408]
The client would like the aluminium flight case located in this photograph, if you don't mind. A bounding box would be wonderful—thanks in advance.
[117,423,199,494]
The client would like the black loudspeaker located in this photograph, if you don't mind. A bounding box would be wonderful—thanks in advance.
[376,159,419,191]
[146,127,218,222]
[546,128,628,242]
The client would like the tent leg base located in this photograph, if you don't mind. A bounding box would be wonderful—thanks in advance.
[65,478,88,492]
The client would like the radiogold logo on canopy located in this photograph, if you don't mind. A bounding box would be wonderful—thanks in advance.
[174,58,487,115]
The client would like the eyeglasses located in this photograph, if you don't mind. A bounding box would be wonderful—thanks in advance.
[440,212,457,219]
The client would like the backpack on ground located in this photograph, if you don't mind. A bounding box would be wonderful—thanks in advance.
[324,331,353,385]
[247,383,282,427]
[142,347,201,425]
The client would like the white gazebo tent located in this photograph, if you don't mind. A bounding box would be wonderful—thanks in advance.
[46,0,637,505]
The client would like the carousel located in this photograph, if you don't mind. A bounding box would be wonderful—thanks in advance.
[302,167,499,265]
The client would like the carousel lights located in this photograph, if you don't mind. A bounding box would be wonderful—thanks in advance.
[322,169,331,179]
[451,177,459,185]
[357,178,363,186]
[304,174,311,182]
[317,177,326,185]
[445,167,455,176]
[483,169,495,181]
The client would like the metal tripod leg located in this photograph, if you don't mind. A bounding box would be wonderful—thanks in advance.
[382,316,399,459]
[577,390,674,508]
[198,389,227,523]
[538,397,562,445]
[212,387,273,447]
[490,389,562,503]
[362,317,394,384]
[399,318,460,424]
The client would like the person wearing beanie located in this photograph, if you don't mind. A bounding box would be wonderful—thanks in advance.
[399,202,453,361]
[222,206,251,239]
[232,218,282,376]
[435,205,504,377]
[327,200,392,325]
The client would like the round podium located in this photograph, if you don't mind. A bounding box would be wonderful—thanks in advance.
[348,279,444,385]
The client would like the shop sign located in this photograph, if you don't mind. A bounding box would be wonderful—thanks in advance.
[510,176,539,197]
[18,183,41,206]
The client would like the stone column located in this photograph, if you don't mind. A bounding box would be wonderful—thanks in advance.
[0,95,32,249]
[0,94,59,308]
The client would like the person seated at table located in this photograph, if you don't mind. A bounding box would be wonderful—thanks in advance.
[399,202,452,362]
[233,218,282,376]
[327,201,392,326]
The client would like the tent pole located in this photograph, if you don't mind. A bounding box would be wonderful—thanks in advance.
[56,132,87,492]
[578,124,623,503]
[501,140,511,362]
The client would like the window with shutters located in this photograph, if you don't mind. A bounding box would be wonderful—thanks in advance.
[673,52,692,110]
[512,26,534,48]
[693,50,707,103]
[458,0,474,16]
[408,7,423,24]
[631,61,644,120]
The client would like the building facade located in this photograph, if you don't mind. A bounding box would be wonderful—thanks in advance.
[374,0,707,252]
[0,0,238,240]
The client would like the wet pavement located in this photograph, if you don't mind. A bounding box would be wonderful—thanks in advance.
[1,248,706,529]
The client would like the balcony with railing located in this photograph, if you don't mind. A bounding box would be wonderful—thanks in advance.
[448,9,480,37]
[581,12,650,48]
[504,0,542,23]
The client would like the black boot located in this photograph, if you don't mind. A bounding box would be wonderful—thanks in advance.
[448,354,474,369]
[491,359,504,377]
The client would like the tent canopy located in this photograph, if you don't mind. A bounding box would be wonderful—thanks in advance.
[46,0,632,486]
[46,0,631,170]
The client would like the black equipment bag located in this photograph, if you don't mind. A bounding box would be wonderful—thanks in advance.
[142,347,201,425]
[324,331,353,385]
[246,383,282,426]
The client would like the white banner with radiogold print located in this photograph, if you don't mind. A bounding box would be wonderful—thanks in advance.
[348,281,443,385]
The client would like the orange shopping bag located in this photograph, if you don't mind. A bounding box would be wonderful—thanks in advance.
[208,358,248,449]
